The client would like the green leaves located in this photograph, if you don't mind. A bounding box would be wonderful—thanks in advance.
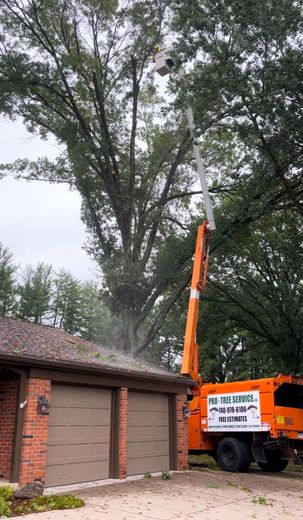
[2,0,302,359]
[0,244,17,317]
[0,0,194,353]
[0,245,119,345]
[200,211,303,380]
[172,0,303,217]
[18,263,53,323]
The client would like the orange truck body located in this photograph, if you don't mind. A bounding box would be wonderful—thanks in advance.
[181,223,303,470]
[188,375,303,452]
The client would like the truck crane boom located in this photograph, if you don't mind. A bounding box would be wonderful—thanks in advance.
[180,105,215,385]
[180,221,211,383]
[154,48,215,386]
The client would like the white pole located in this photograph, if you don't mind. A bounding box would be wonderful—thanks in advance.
[154,51,216,231]
[185,106,216,231]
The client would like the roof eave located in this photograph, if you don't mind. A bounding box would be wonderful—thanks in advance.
[0,352,194,387]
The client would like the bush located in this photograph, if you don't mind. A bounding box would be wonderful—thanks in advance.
[15,495,84,514]
[0,496,12,518]
[161,470,171,480]
[0,486,14,501]
[36,495,84,510]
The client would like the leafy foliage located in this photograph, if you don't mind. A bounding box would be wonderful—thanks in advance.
[200,211,303,381]
[161,470,171,480]
[15,495,84,514]
[0,496,11,517]
[77,281,119,344]
[0,0,197,354]
[18,263,53,323]
[0,486,83,519]
[52,269,81,332]
[0,485,14,501]
[0,245,118,346]
[0,243,16,316]
[172,0,303,219]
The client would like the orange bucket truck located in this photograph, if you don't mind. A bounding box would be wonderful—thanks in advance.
[154,48,303,472]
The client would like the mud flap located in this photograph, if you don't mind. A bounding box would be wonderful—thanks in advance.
[294,450,303,465]
[251,441,267,464]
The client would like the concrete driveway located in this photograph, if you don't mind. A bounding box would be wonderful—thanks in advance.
[11,470,303,520]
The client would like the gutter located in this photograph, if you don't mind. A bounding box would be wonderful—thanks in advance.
[0,353,194,387]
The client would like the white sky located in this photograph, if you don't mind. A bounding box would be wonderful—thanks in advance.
[0,116,98,281]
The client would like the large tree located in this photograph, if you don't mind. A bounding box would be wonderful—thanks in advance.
[0,0,201,354]
[199,211,303,381]
[52,269,80,332]
[168,0,303,377]
[77,281,119,344]
[18,262,53,323]
[171,0,303,220]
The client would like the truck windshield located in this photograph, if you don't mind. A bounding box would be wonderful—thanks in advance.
[274,383,303,408]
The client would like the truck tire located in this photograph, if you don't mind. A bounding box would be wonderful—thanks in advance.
[257,451,288,472]
[217,437,251,472]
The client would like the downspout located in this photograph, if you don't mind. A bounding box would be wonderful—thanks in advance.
[11,368,28,483]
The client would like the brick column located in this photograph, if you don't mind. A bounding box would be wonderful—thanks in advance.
[0,378,19,480]
[176,394,188,471]
[118,387,128,479]
[19,378,51,485]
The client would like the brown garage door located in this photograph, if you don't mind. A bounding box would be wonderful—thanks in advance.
[127,392,169,475]
[46,385,111,486]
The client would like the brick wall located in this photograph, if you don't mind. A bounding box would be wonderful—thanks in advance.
[0,377,19,480]
[12,380,188,484]
[19,378,51,485]
[176,394,188,471]
[118,387,128,479]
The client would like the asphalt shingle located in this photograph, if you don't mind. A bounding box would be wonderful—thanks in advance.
[0,317,180,378]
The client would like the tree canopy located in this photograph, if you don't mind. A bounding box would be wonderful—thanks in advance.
[0,0,302,374]
[172,0,303,221]
[0,243,16,316]
[0,0,197,354]
[0,244,118,344]
[199,211,303,381]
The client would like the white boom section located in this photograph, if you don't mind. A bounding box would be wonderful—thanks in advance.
[185,107,216,231]
[154,48,216,231]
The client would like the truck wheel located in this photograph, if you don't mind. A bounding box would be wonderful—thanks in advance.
[257,451,288,472]
[217,437,251,472]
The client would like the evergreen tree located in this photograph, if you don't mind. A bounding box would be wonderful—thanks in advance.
[78,281,119,344]
[0,243,17,316]
[52,269,80,333]
[18,263,53,323]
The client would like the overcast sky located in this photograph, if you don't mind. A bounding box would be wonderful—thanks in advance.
[0,116,98,281]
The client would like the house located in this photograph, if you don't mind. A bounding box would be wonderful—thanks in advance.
[0,317,191,488]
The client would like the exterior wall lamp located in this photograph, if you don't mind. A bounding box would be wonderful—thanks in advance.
[37,395,50,415]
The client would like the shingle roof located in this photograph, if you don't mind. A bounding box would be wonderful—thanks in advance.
[0,317,187,383]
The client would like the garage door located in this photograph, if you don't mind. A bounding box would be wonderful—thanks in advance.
[127,392,169,475]
[46,385,111,486]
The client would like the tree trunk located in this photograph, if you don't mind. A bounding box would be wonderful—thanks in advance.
[118,307,138,355]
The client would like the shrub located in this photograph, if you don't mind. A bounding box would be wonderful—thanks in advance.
[15,495,84,514]
[161,470,171,480]
[0,486,14,501]
[0,496,12,518]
